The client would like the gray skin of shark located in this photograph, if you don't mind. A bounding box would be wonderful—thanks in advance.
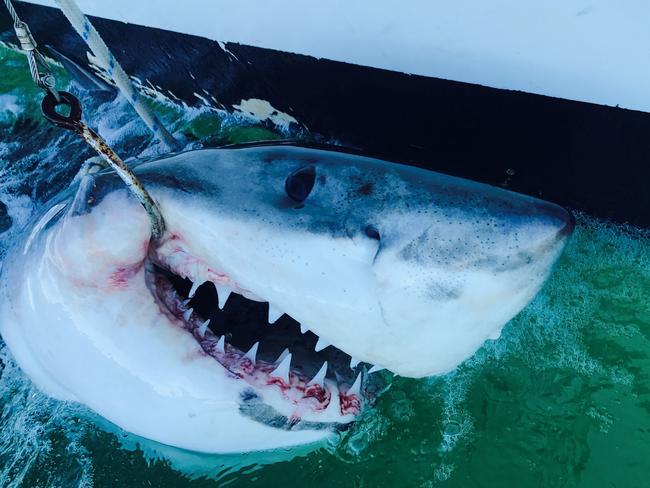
[135,145,573,375]
[0,144,573,453]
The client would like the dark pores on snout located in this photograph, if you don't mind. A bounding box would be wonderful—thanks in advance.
[398,221,528,272]
[396,205,566,274]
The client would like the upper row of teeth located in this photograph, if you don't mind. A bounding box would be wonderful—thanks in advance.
[182,281,387,375]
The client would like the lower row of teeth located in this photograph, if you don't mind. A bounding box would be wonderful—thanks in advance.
[178,294,387,416]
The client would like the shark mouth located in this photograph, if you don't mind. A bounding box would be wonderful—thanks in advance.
[144,232,388,427]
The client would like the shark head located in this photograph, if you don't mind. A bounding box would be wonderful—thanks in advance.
[0,145,573,453]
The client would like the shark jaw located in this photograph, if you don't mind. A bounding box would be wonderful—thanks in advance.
[0,144,574,453]
[146,230,384,423]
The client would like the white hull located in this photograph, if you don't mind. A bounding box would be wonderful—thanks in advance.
[27,0,650,113]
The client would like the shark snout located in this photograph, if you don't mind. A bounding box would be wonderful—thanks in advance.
[557,207,575,238]
[533,200,575,241]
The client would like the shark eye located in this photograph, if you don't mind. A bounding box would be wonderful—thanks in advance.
[285,166,316,203]
[365,225,381,240]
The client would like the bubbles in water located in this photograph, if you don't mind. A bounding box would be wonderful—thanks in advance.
[0,345,95,487]
[442,418,461,437]
[1,41,649,486]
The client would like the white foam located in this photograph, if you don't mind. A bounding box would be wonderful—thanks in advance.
[0,346,95,487]
[422,214,650,470]
[0,94,22,120]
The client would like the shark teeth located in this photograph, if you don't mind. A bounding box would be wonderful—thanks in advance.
[154,262,384,414]
[267,304,283,324]
[244,342,259,364]
[216,335,226,354]
[347,373,362,396]
[270,353,292,382]
[188,280,202,298]
[275,348,290,364]
[215,284,232,309]
[314,337,329,352]
[182,308,193,321]
[198,319,210,338]
[307,361,328,387]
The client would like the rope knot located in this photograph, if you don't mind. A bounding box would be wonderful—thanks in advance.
[13,20,37,52]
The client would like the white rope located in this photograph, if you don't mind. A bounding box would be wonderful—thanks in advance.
[3,0,59,97]
[54,0,181,151]
[2,0,19,23]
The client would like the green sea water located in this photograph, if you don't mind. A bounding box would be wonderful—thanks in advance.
[0,45,649,487]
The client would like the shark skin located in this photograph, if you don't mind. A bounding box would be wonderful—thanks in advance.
[0,144,573,453]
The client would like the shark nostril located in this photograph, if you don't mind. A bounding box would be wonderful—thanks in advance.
[364,225,380,241]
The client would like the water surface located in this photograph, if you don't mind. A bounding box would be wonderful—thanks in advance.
[0,45,648,487]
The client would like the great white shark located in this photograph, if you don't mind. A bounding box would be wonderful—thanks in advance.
[0,144,573,453]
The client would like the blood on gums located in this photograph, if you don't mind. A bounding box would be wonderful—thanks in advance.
[266,376,291,391]
[339,392,361,416]
[151,253,355,418]
[239,358,256,374]
[304,384,331,405]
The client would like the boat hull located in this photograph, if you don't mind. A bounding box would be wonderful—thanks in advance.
[1,2,649,227]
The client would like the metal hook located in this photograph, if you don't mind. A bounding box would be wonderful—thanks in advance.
[5,0,165,242]
[41,90,82,131]
[41,90,166,241]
